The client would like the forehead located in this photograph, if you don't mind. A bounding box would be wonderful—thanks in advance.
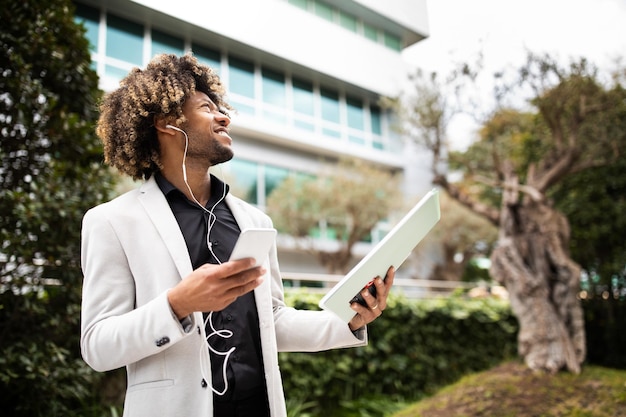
[186,90,216,106]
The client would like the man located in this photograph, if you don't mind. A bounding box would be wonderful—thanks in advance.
[80,53,394,417]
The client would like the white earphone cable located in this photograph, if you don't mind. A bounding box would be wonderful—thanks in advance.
[169,124,233,396]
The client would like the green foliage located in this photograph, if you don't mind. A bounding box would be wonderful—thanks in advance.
[267,158,402,273]
[552,157,626,284]
[280,292,518,417]
[582,298,626,369]
[0,0,115,415]
[461,258,492,282]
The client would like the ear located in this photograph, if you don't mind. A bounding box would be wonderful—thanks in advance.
[154,117,176,136]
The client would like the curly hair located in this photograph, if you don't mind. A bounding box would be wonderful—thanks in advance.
[96,53,231,180]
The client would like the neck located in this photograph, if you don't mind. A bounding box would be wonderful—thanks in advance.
[161,164,212,207]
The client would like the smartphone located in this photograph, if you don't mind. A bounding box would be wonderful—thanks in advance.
[349,278,380,306]
[229,228,277,267]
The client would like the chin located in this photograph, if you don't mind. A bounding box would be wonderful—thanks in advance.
[210,150,234,166]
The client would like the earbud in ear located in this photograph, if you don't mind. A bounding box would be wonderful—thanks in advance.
[166,124,180,131]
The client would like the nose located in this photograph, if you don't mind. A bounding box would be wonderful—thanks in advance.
[215,110,230,126]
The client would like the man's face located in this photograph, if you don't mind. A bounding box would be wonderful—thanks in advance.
[181,91,233,166]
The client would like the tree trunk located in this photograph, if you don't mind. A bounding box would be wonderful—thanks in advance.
[431,244,468,282]
[317,247,353,274]
[490,196,586,373]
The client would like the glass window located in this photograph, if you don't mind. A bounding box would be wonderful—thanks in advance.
[320,88,339,123]
[295,120,315,131]
[106,14,143,65]
[264,165,289,200]
[371,105,384,149]
[262,68,286,108]
[346,96,364,131]
[193,43,221,73]
[349,135,365,145]
[74,4,99,52]
[235,103,255,116]
[104,64,130,84]
[227,159,258,205]
[152,29,184,56]
[263,110,287,124]
[288,0,308,10]
[383,31,402,51]
[363,23,378,42]
[370,105,382,135]
[339,12,357,33]
[314,1,334,21]
[322,128,341,139]
[228,57,255,98]
[292,78,314,116]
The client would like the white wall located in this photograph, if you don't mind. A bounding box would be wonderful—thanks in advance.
[131,0,421,97]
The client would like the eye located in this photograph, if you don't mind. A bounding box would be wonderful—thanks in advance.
[218,108,231,119]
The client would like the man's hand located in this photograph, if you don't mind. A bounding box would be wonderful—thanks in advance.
[348,266,395,331]
[168,258,264,319]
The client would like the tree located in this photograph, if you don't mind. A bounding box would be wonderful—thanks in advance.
[266,158,401,274]
[420,190,498,282]
[0,0,115,414]
[402,53,626,374]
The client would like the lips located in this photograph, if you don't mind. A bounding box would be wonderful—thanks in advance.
[215,128,232,144]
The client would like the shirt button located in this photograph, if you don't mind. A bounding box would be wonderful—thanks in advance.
[226,314,233,321]
[201,379,207,388]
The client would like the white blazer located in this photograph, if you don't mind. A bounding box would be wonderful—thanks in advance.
[80,176,366,417]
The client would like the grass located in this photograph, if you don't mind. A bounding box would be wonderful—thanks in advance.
[391,360,626,417]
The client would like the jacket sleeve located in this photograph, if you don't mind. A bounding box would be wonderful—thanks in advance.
[79,206,196,372]
[266,231,368,352]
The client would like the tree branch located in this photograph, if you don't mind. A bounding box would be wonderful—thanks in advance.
[474,174,544,202]
[434,175,500,225]
[532,149,579,193]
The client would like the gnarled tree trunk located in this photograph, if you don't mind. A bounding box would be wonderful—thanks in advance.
[489,177,586,373]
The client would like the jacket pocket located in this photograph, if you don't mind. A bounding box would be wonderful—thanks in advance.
[127,378,174,392]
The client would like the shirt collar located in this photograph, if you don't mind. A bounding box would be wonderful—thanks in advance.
[155,172,230,204]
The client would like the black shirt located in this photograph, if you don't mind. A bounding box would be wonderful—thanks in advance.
[155,173,266,402]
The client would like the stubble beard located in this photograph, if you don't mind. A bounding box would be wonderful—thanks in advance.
[207,139,234,166]
[187,132,234,167]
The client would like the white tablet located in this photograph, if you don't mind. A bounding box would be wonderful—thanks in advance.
[318,188,441,322]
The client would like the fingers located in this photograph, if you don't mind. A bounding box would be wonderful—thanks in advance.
[348,266,395,331]
[383,265,395,288]
[372,265,395,308]
[173,260,266,314]
[350,283,382,319]
[198,258,265,293]
[223,266,265,298]
[203,257,258,278]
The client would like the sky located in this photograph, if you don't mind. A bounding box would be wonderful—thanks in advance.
[401,0,626,150]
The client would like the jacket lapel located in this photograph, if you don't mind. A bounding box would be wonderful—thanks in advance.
[225,194,274,321]
[225,194,255,231]
[137,177,193,279]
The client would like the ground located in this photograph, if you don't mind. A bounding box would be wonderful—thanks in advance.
[392,361,626,417]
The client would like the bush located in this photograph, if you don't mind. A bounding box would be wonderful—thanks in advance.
[0,0,115,415]
[582,296,626,369]
[280,292,518,417]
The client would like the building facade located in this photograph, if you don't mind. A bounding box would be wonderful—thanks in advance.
[74,0,431,275]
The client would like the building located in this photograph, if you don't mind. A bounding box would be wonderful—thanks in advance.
[73,0,431,276]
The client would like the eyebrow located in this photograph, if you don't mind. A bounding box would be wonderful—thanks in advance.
[199,98,217,107]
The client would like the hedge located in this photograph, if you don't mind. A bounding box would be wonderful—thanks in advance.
[279,291,518,417]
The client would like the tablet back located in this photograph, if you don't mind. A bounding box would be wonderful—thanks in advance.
[319,188,441,322]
